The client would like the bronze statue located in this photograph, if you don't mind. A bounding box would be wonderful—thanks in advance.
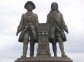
[16,1,38,58]
[46,2,69,57]
[15,1,73,62]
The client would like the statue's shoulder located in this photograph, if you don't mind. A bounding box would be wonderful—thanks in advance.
[47,11,52,17]
[21,13,27,18]
[48,11,52,15]
[58,12,63,15]
[32,12,38,17]
[57,12,63,18]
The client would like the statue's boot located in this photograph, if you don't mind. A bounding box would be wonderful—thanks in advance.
[30,43,34,57]
[59,45,67,57]
[21,44,28,58]
[51,39,57,57]
[53,43,57,57]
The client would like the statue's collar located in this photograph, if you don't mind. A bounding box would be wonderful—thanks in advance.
[26,11,33,15]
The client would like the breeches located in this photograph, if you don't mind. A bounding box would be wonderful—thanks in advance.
[29,25,36,40]
[57,37,63,45]
[23,25,36,43]
[23,32,35,44]
[23,32,29,45]
[50,26,55,39]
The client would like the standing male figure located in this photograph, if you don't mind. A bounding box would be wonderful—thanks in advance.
[16,1,38,58]
[47,2,68,57]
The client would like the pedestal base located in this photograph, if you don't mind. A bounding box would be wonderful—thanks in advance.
[15,57,73,62]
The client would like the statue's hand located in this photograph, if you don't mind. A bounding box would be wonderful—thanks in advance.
[16,32,18,36]
[66,31,69,34]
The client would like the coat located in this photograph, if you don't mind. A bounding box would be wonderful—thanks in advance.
[46,11,68,42]
[17,12,38,42]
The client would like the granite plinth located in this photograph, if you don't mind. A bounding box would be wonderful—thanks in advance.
[15,57,73,62]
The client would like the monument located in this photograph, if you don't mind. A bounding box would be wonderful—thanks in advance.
[15,1,73,62]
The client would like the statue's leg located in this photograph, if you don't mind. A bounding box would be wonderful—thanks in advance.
[30,41,35,57]
[58,37,67,57]
[52,39,57,57]
[50,26,57,56]
[21,33,29,58]
[21,43,28,58]
[30,35,35,57]
[29,26,35,57]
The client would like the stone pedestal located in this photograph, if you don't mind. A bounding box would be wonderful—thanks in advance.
[37,23,50,56]
[15,57,73,62]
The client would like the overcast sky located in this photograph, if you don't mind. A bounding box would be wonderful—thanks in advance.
[0,0,84,62]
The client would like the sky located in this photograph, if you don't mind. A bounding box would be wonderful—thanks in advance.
[0,0,84,62]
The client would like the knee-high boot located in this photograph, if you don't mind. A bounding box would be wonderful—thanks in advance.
[51,39,57,57]
[59,45,67,57]
[30,42,35,57]
[21,44,28,58]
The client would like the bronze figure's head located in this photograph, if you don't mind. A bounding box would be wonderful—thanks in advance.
[24,1,36,11]
[51,2,58,11]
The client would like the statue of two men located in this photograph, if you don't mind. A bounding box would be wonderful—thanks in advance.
[16,1,38,58]
[16,1,69,57]
[47,2,69,57]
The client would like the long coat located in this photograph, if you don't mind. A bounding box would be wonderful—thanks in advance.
[46,11,68,42]
[17,12,38,42]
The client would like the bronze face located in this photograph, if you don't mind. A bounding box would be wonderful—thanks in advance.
[51,2,58,11]
[26,3,34,11]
